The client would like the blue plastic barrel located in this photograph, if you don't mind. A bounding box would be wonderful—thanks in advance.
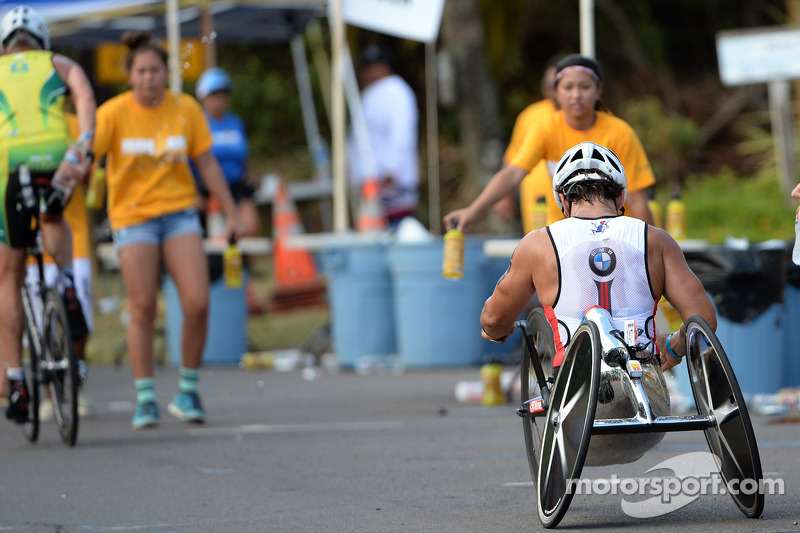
[715,301,784,396]
[782,285,800,388]
[163,274,247,366]
[388,237,521,368]
[318,243,396,369]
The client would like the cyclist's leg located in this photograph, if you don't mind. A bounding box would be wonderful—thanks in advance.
[1,168,35,422]
[0,243,30,422]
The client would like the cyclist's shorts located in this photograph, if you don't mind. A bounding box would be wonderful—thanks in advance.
[1,168,65,248]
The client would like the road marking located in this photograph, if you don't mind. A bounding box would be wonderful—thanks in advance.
[187,420,403,436]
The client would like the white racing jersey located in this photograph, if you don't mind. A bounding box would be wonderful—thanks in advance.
[544,215,657,365]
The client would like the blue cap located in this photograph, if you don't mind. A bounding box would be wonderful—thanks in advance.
[196,67,232,100]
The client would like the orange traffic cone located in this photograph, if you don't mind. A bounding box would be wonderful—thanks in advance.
[357,179,388,232]
[270,180,327,312]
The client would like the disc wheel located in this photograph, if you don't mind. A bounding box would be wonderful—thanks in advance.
[521,308,557,483]
[537,321,601,529]
[684,315,764,518]
[42,288,79,447]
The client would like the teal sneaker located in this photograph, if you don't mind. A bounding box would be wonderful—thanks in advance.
[132,400,159,430]
[168,391,205,424]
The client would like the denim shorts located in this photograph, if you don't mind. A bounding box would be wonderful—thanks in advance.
[113,208,203,251]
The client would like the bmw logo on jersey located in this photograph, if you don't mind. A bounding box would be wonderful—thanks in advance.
[589,247,616,277]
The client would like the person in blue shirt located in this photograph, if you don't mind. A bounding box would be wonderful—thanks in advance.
[195,67,260,238]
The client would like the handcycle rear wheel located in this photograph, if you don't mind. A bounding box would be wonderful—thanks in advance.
[537,321,601,529]
[684,315,764,518]
[521,308,556,482]
[42,288,79,447]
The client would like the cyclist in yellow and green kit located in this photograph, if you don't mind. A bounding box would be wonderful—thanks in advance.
[0,5,96,424]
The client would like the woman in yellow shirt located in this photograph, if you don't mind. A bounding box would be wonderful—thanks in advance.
[93,32,242,430]
[445,54,654,232]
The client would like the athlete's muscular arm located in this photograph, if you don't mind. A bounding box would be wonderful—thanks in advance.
[480,230,545,342]
[648,226,716,371]
[53,54,96,142]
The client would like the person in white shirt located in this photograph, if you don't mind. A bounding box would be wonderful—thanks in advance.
[348,45,419,226]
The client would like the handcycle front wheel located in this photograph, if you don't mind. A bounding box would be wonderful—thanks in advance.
[684,315,764,519]
[42,287,79,447]
[537,321,601,529]
[521,308,557,483]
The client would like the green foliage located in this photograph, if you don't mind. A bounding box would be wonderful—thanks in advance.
[619,97,698,186]
[675,168,795,244]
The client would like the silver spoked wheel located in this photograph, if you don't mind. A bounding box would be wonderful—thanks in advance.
[684,315,764,518]
[537,321,601,529]
[43,288,79,447]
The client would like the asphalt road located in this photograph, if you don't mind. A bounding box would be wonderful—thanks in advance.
[1,364,797,532]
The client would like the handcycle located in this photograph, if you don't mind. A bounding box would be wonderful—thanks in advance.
[16,164,80,447]
[516,306,764,528]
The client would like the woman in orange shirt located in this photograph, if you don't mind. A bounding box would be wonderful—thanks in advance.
[93,32,243,430]
[446,54,654,232]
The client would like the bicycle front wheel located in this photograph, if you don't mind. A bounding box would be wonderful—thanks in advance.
[42,288,79,446]
[21,287,41,443]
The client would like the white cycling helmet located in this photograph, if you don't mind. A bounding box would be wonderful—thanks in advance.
[1,5,49,51]
[552,141,627,209]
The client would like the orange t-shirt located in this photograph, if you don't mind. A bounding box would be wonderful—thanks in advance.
[503,99,556,233]
[93,91,212,230]
[510,111,655,225]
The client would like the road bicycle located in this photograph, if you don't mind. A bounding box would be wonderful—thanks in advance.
[16,164,80,447]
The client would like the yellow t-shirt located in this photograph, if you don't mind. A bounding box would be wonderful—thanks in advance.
[503,99,556,233]
[510,111,656,225]
[93,91,212,230]
[0,50,71,172]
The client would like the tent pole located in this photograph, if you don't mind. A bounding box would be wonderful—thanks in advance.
[166,0,182,92]
[426,40,440,235]
[330,0,348,232]
[199,0,216,69]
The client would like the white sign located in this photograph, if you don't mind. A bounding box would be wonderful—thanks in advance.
[717,26,800,86]
[342,0,445,42]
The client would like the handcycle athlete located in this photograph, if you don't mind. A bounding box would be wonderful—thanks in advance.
[480,141,716,377]
[481,142,769,527]
[1,4,96,425]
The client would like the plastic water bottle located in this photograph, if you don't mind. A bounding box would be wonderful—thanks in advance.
[18,165,36,211]
[530,195,548,231]
[480,358,505,406]
[647,188,662,228]
[793,206,800,266]
[223,237,243,288]
[442,217,464,280]
[50,146,83,206]
[84,165,106,210]
[666,191,686,240]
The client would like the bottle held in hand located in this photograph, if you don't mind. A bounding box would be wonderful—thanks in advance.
[442,218,465,280]
[223,237,243,288]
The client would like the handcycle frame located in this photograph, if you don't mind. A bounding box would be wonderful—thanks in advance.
[17,164,80,447]
[516,306,764,528]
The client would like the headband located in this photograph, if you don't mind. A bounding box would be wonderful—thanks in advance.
[555,65,600,86]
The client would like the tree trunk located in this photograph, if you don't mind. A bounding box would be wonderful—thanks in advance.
[440,0,504,189]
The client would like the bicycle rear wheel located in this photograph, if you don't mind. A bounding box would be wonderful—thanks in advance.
[42,288,79,447]
[20,288,41,443]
